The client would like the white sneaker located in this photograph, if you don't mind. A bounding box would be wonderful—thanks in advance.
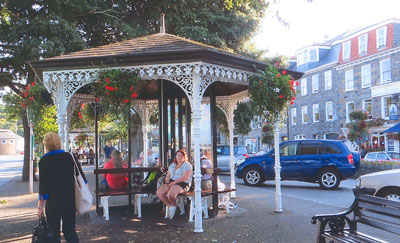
[169,206,177,220]
[165,206,170,219]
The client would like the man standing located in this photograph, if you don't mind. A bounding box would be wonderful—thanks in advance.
[103,142,114,160]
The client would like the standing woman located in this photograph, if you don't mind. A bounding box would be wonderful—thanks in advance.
[38,132,85,243]
[156,149,192,219]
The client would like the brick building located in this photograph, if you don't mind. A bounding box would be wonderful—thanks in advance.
[0,129,23,155]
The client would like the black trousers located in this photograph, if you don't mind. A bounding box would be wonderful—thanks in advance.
[46,201,79,243]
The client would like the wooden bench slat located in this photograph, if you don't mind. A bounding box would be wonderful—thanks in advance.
[360,194,400,209]
[357,217,400,235]
[323,231,389,243]
[358,209,400,226]
[358,201,400,217]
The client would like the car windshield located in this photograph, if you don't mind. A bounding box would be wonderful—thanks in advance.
[388,152,400,159]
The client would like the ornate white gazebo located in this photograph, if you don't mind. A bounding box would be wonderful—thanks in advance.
[29,25,301,231]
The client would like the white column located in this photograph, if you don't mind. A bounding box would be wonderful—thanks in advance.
[274,118,282,212]
[228,103,237,198]
[65,116,70,151]
[192,74,203,233]
[56,79,67,150]
[142,105,149,170]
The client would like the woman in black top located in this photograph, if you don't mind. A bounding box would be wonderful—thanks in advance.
[38,132,85,243]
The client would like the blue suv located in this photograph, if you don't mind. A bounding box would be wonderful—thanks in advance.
[235,140,360,189]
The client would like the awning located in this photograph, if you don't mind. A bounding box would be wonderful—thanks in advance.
[383,123,400,133]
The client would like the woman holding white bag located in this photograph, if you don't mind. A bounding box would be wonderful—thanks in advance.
[38,132,86,243]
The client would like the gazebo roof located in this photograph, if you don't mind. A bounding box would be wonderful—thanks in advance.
[29,33,303,79]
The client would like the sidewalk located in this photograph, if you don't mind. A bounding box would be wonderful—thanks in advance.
[0,169,389,243]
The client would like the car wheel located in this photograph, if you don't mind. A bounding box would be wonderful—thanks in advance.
[318,169,340,190]
[378,188,400,202]
[243,167,264,186]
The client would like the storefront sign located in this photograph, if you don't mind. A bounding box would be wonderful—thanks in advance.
[389,104,398,120]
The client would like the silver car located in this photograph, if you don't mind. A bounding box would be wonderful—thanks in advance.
[216,145,248,171]
[356,169,400,202]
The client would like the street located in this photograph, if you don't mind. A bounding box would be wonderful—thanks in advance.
[0,157,23,186]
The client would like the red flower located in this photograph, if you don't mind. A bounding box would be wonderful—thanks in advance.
[81,103,85,109]
[123,99,129,103]
[290,101,294,105]
[296,81,299,86]
[275,61,280,66]
[30,97,34,101]
[31,82,35,87]
[24,92,28,98]
[26,86,30,91]
[279,95,284,99]
[95,97,99,102]
[276,74,281,78]
[259,81,263,85]
[131,92,137,98]
[291,80,294,85]
[78,112,83,119]
[105,78,110,83]
[291,97,295,100]
[106,92,110,95]
[130,86,134,92]
[282,70,287,75]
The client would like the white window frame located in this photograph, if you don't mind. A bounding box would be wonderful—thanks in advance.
[345,69,354,91]
[313,104,320,123]
[1,139,5,144]
[376,26,387,49]
[381,95,392,120]
[358,34,368,55]
[294,134,306,140]
[361,64,371,88]
[9,139,14,144]
[309,48,318,62]
[312,74,319,93]
[302,106,308,124]
[346,101,355,123]
[362,99,372,120]
[326,101,333,121]
[342,41,351,60]
[380,58,391,84]
[324,70,332,90]
[291,108,297,125]
[301,78,307,96]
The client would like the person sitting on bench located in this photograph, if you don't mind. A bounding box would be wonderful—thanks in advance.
[102,150,128,189]
[156,149,192,219]
[201,148,213,190]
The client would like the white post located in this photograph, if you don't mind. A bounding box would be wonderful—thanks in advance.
[228,103,236,198]
[65,118,70,151]
[56,80,66,149]
[192,75,203,233]
[29,126,34,194]
[274,118,282,212]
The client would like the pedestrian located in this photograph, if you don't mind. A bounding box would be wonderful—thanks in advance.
[37,132,85,243]
[103,141,114,160]
[201,148,213,189]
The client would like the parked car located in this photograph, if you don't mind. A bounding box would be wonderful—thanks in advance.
[235,140,360,189]
[363,151,400,162]
[217,145,249,171]
[355,169,400,202]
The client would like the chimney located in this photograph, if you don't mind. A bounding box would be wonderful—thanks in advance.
[160,13,165,34]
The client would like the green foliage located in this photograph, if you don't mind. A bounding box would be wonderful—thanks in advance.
[249,64,296,122]
[233,102,254,136]
[0,105,22,135]
[0,7,10,25]
[346,110,369,146]
[34,106,58,144]
[366,118,385,127]
[261,123,274,145]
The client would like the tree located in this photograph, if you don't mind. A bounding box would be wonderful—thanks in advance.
[0,0,267,181]
[346,110,369,147]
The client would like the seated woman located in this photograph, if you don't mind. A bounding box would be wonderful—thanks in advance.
[201,148,213,190]
[102,150,128,189]
[156,149,192,219]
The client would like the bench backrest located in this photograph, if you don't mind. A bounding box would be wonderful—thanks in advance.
[355,194,400,235]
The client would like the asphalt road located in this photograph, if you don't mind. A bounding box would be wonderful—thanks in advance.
[0,157,23,186]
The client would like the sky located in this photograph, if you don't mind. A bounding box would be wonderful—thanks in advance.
[252,0,400,57]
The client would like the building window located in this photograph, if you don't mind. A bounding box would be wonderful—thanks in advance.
[346,101,355,123]
[313,104,320,123]
[313,134,320,139]
[342,41,351,60]
[9,139,14,144]
[294,134,306,140]
[324,70,332,90]
[309,49,317,61]
[363,99,372,120]
[361,64,371,88]
[312,74,319,93]
[302,106,308,124]
[381,96,392,119]
[376,26,387,49]
[358,34,368,55]
[297,48,318,65]
[301,78,307,96]
[291,108,297,125]
[1,139,5,144]
[345,69,354,91]
[380,58,391,84]
[326,101,333,121]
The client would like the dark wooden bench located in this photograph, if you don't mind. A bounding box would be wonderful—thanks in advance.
[311,189,400,243]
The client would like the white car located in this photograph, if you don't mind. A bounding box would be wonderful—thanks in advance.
[355,169,400,202]
[363,151,400,161]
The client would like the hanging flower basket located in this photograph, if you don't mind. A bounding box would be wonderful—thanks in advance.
[92,69,141,117]
[248,63,296,122]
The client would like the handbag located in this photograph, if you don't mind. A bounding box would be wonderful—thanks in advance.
[70,153,93,214]
[32,214,54,243]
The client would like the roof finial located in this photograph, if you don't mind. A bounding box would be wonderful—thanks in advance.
[160,13,165,34]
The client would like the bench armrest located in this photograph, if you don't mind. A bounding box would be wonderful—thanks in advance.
[311,211,349,224]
